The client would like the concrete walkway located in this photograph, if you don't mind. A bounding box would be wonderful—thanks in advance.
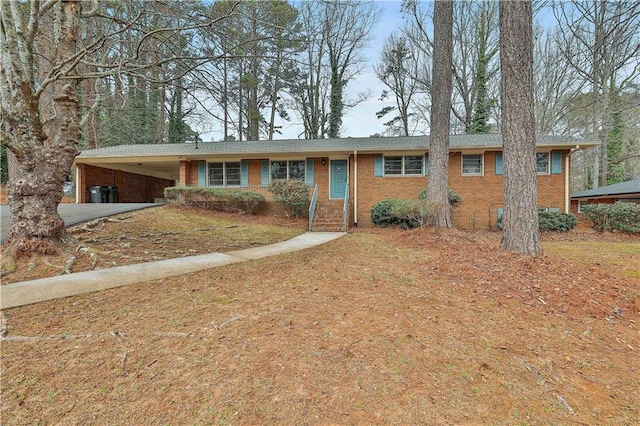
[0,232,345,310]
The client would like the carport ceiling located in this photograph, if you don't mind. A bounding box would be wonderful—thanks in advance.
[81,160,180,180]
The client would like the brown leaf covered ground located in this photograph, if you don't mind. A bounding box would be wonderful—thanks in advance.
[1,207,639,425]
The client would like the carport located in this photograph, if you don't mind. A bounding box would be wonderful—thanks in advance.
[73,147,180,203]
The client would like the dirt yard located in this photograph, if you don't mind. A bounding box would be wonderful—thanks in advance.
[1,206,639,425]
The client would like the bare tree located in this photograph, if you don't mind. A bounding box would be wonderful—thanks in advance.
[554,0,640,187]
[1,0,82,256]
[375,33,419,136]
[533,26,584,136]
[0,0,235,259]
[402,0,500,134]
[290,0,379,139]
[425,0,454,228]
[499,0,541,255]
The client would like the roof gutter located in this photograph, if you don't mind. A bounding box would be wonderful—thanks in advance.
[353,150,358,227]
[566,145,580,213]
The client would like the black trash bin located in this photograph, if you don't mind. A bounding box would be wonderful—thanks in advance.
[88,186,102,203]
[100,186,110,203]
[108,186,119,203]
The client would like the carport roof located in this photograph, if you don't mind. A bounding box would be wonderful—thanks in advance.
[77,134,597,160]
[571,179,640,199]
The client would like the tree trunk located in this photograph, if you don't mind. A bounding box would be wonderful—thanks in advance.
[6,85,80,247]
[268,51,283,140]
[499,0,541,255]
[3,0,81,255]
[248,8,260,141]
[328,66,343,138]
[425,0,454,228]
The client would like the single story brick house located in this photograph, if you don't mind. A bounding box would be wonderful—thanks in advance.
[570,179,640,214]
[73,134,598,230]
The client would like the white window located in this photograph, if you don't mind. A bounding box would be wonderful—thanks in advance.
[271,160,305,181]
[578,200,588,213]
[462,154,483,175]
[384,155,424,176]
[404,156,424,175]
[384,156,402,175]
[536,153,550,174]
[208,162,241,187]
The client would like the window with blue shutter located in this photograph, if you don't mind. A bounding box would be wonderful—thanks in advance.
[261,160,270,186]
[240,160,248,187]
[374,155,383,176]
[198,161,206,186]
[551,151,562,174]
[496,153,504,175]
[305,158,315,185]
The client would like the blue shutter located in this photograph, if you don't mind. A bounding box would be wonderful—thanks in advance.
[261,160,270,186]
[424,154,429,175]
[374,155,383,176]
[496,153,504,175]
[305,158,315,185]
[198,161,206,186]
[551,151,562,174]
[240,160,248,187]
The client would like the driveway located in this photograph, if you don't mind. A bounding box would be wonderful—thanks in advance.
[0,203,163,243]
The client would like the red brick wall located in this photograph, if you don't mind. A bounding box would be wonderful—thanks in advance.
[174,152,569,230]
[353,151,568,229]
[81,165,175,203]
[570,197,616,215]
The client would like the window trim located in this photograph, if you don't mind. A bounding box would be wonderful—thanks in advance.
[382,154,426,177]
[578,200,588,213]
[536,152,550,175]
[270,159,306,181]
[207,161,242,187]
[462,153,484,176]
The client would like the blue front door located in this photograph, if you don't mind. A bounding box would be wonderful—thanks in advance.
[330,160,348,199]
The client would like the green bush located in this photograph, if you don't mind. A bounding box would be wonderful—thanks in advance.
[391,199,430,229]
[371,199,401,227]
[371,198,428,229]
[163,186,265,214]
[497,209,578,232]
[538,211,578,232]
[582,202,640,233]
[418,188,463,207]
[267,180,310,218]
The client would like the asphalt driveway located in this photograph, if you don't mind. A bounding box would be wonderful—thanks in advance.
[0,203,162,243]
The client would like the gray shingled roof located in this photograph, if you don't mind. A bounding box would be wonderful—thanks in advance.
[77,134,594,159]
[571,179,640,199]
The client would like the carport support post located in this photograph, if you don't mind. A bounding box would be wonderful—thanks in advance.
[76,164,87,203]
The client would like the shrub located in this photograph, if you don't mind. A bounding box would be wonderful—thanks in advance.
[497,209,578,232]
[371,198,428,229]
[582,202,640,233]
[371,199,401,227]
[267,180,310,218]
[391,199,430,229]
[418,188,463,207]
[538,211,578,232]
[163,186,265,214]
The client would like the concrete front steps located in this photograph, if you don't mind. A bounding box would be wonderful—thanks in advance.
[311,201,347,232]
